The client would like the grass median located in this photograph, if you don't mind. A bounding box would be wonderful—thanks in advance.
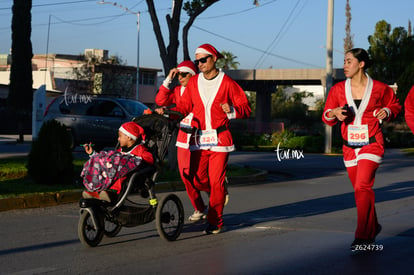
[0,156,259,199]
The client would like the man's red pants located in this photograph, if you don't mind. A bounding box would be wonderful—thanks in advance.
[177,147,208,212]
[189,149,228,228]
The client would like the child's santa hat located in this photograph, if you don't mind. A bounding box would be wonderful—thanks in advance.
[119,121,145,141]
[195,43,224,59]
[177,60,197,75]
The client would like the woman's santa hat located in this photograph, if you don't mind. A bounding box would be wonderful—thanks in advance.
[119,121,145,141]
[177,60,197,75]
[195,43,224,59]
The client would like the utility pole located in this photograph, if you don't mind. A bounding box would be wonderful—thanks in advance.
[97,1,140,101]
[325,0,334,154]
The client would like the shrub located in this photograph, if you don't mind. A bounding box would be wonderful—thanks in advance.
[285,136,305,149]
[283,135,324,153]
[303,135,324,153]
[271,130,295,146]
[27,120,74,185]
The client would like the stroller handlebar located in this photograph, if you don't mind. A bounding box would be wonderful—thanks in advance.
[162,109,184,121]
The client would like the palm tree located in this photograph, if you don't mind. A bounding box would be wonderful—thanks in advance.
[216,51,240,70]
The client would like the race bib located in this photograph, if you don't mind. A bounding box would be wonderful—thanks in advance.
[198,129,218,147]
[180,113,193,129]
[347,125,369,146]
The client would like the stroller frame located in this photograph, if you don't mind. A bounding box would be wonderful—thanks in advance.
[78,112,185,247]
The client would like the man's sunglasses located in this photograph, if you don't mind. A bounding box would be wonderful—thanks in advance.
[177,72,189,78]
[194,55,212,66]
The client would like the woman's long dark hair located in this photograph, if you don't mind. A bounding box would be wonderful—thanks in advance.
[346,48,373,70]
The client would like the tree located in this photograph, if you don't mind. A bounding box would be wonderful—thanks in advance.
[367,20,412,85]
[270,86,313,129]
[8,0,33,142]
[396,23,414,109]
[396,62,414,110]
[216,51,240,70]
[146,0,220,75]
[68,54,134,98]
[343,0,354,52]
[181,0,219,61]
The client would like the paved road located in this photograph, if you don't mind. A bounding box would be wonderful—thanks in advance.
[0,142,413,274]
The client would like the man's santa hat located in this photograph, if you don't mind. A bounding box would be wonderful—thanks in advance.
[177,60,197,75]
[195,43,224,59]
[119,121,145,141]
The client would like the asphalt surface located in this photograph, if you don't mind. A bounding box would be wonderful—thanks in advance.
[1,135,414,274]
[1,137,414,274]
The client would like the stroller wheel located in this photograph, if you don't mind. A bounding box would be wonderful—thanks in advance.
[104,218,122,237]
[78,211,104,247]
[156,194,184,241]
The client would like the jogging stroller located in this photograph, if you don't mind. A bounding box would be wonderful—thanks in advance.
[78,111,184,247]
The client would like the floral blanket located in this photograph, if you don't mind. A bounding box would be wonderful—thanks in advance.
[81,150,142,192]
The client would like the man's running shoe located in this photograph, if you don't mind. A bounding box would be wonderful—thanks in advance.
[204,223,223,234]
[188,210,207,221]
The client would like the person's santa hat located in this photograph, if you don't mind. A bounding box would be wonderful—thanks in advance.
[177,60,197,75]
[119,121,145,141]
[195,43,224,59]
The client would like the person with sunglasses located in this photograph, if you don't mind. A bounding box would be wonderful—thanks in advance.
[175,43,251,234]
[155,60,210,221]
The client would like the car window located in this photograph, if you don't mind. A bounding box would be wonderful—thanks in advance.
[82,100,122,117]
[59,100,95,116]
[117,99,147,117]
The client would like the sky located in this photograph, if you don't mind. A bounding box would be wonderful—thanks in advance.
[0,0,413,74]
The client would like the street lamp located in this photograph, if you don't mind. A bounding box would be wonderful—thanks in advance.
[97,1,140,101]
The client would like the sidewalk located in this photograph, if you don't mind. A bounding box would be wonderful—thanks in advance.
[0,134,33,159]
[0,171,268,212]
[0,134,268,211]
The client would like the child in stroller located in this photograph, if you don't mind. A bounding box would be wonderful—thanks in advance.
[78,112,185,247]
[81,121,154,202]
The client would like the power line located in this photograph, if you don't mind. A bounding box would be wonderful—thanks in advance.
[198,0,279,20]
[0,13,132,31]
[51,12,130,26]
[254,0,304,69]
[0,0,319,68]
[191,24,321,68]
[0,0,97,10]
[0,6,157,31]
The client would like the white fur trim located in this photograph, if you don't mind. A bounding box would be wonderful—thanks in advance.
[226,106,236,119]
[357,153,382,163]
[344,159,357,167]
[178,66,196,76]
[190,144,235,152]
[195,47,213,56]
[197,72,224,130]
[176,141,189,149]
[383,107,391,118]
[162,76,172,88]
[345,74,373,125]
[324,109,336,121]
[343,152,382,167]
[119,126,137,140]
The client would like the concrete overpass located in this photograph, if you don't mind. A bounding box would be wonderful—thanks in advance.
[224,68,345,125]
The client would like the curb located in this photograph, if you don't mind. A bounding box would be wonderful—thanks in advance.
[0,170,268,212]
